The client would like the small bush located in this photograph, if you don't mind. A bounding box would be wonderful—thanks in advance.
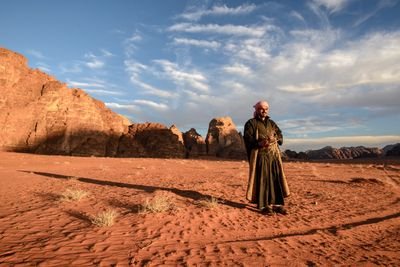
[140,195,175,213]
[198,196,221,209]
[91,209,118,227]
[61,189,89,201]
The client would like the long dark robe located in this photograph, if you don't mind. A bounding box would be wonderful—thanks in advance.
[244,117,290,209]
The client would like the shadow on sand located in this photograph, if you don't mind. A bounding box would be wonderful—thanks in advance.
[20,170,248,210]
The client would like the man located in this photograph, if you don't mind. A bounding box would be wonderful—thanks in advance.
[244,100,290,215]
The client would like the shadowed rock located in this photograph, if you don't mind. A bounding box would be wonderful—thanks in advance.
[183,128,207,158]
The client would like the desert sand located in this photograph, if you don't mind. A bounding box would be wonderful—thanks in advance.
[0,152,399,266]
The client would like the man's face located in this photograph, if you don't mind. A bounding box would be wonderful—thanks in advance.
[256,104,269,119]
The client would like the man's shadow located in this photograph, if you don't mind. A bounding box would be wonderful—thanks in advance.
[21,170,248,210]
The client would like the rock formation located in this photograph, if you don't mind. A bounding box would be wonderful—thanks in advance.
[117,123,186,158]
[0,48,130,156]
[205,117,246,159]
[182,128,207,158]
[284,150,308,160]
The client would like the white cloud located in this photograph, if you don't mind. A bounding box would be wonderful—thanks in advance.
[132,77,176,98]
[128,33,143,42]
[124,60,176,98]
[66,78,123,96]
[290,10,306,24]
[36,62,51,72]
[173,38,221,49]
[67,79,105,88]
[59,62,82,73]
[83,89,124,96]
[280,116,351,137]
[180,3,258,21]
[353,0,399,27]
[168,23,268,38]
[133,99,169,111]
[278,83,325,93]
[101,49,114,57]
[106,102,140,112]
[312,0,348,14]
[222,63,252,76]
[224,38,272,62]
[84,52,105,69]
[123,32,143,57]
[153,59,209,93]
[27,49,46,59]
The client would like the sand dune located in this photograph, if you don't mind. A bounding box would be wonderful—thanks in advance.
[0,152,399,266]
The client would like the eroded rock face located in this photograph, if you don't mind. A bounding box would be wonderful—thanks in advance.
[205,117,246,159]
[117,123,186,158]
[183,128,207,158]
[0,48,130,156]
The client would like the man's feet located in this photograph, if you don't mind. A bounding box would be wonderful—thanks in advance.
[260,206,274,215]
[273,205,288,215]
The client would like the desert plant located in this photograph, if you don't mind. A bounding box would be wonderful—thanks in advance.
[61,189,89,201]
[198,196,221,209]
[91,209,118,227]
[140,195,175,213]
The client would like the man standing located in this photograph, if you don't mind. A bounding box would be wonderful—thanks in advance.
[244,100,290,214]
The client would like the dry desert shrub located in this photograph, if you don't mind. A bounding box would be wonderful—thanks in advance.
[198,196,221,209]
[91,209,118,227]
[61,189,89,201]
[140,195,175,213]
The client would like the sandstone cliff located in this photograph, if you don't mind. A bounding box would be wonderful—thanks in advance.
[205,117,246,159]
[0,48,131,156]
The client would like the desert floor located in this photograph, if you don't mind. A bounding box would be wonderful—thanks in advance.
[0,152,399,266]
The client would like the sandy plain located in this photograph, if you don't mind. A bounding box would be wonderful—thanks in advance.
[0,151,399,266]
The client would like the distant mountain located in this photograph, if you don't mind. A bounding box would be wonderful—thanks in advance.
[285,143,400,160]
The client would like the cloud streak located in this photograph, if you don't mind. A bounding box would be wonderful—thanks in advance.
[180,3,258,21]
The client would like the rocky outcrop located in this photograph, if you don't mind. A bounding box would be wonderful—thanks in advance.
[385,143,400,157]
[0,48,130,156]
[205,117,246,159]
[284,150,308,160]
[117,123,186,158]
[183,128,207,158]
[305,146,382,160]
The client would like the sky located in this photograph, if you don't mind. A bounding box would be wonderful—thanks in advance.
[1,0,400,152]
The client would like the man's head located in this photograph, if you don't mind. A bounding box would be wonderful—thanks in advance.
[253,100,269,119]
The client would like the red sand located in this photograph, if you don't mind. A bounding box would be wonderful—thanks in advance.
[0,152,399,266]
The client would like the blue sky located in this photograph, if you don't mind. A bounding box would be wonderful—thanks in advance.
[1,0,399,151]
